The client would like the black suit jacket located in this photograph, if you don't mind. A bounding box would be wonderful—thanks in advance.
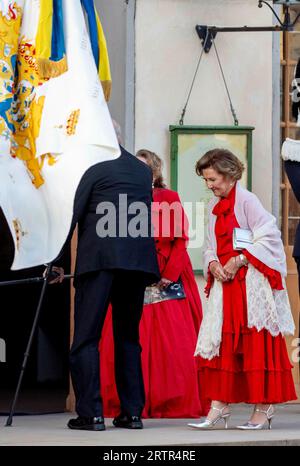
[60,147,159,282]
[284,160,300,257]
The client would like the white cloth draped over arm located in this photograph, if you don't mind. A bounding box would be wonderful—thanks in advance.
[238,192,287,276]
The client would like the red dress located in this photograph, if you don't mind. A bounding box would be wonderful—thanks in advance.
[99,188,207,418]
[198,185,297,404]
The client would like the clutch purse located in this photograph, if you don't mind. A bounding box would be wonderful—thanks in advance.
[233,227,253,250]
[144,278,186,305]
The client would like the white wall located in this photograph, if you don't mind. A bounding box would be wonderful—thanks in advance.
[95,0,127,138]
[135,0,274,210]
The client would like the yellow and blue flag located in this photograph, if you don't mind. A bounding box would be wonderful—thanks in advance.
[35,0,67,79]
[0,0,119,270]
[81,0,112,101]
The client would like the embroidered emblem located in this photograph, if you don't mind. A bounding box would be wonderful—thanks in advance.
[66,109,80,136]
[12,218,27,250]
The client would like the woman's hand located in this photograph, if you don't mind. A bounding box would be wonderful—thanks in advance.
[157,277,173,290]
[209,261,228,282]
[223,257,240,281]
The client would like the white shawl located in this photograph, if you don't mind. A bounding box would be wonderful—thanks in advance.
[203,183,287,279]
[196,183,295,360]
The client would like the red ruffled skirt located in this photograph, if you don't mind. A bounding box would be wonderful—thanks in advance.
[197,262,297,404]
[99,256,208,417]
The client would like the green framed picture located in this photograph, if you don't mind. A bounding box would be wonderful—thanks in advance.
[170,125,254,274]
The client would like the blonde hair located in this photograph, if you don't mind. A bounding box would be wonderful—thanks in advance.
[195,148,244,180]
[136,149,166,188]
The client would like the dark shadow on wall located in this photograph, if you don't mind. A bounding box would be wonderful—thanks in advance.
[0,208,71,414]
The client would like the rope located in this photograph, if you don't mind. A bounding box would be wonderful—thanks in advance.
[179,30,239,126]
[212,36,239,126]
[179,29,209,125]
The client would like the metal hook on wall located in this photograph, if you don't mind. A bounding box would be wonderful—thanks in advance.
[196,0,300,55]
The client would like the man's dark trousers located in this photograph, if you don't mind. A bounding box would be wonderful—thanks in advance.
[70,269,148,418]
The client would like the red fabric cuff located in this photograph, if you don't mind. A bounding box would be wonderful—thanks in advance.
[243,250,284,290]
[205,270,214,298]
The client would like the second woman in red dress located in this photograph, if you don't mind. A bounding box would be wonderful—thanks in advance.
[99,149,206,418]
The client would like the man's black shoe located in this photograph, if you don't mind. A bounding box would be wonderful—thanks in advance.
[67,416,106,431]
[113,414,143,429]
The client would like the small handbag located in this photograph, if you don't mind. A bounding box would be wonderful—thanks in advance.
[144,278,186,305]
[233,227,254,250]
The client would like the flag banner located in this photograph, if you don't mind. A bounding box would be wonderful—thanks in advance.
[80,0,112,101]
[0,0,120,270]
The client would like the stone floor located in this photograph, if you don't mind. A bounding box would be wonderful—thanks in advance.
[0,403,300,446]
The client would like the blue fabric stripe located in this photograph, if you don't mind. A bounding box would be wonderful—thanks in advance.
[51,0,65,61]
[80,0,99,68]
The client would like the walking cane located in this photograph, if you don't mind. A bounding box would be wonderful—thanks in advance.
[4,265,73,426]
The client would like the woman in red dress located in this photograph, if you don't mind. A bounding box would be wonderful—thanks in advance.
[188,148,296,430]
[99,149,206,418]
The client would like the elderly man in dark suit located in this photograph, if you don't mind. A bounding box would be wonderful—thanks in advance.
[284,160,300,294]
[54,139,159,431]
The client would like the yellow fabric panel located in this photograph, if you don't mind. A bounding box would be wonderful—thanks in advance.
[35,0,53,59]
[95,7,112,101]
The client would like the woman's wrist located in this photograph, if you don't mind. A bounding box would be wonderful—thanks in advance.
[209,260,219,271]
[235,254,248,268]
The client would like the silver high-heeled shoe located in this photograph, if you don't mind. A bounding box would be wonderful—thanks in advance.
[236,405,275,430]
[188,405,231,430]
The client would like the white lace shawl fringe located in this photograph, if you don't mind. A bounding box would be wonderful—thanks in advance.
[194,264,295,360]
